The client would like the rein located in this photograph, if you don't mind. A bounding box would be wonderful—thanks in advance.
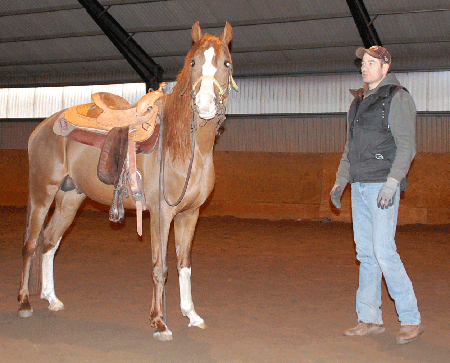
[161,66,237,207]
[159,109,197,207]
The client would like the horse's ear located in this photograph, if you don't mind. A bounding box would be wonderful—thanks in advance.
[191,21,203,43]
[219,22,233,46]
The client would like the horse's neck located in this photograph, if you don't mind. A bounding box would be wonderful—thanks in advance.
[193,119,217,157]
[164,90,218,157]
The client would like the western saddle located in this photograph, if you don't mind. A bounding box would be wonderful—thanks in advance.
[53,83,167,235]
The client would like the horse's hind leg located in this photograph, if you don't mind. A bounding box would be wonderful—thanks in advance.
[18,186,85,317]
[174,209,205,329]
[40,189,86,311]
[18,188,60,317]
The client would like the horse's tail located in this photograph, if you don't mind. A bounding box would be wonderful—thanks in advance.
[23,198,44,296]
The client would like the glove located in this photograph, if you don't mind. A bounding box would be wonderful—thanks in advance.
[330,184,344,209]
[377,177,399,209]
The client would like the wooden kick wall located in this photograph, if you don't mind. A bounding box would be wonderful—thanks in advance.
[1,149,449,225]
[2,113,450,152]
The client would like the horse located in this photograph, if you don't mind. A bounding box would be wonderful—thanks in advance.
[17,21,236,341]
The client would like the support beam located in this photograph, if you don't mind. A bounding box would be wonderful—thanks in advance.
[77,0,163,90]
[346,0,382,48]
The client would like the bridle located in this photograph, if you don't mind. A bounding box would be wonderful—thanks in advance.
[190,67,237,132]
[190,69,238,130]
[161,55,238,208]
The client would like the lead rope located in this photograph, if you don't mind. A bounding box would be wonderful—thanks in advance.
[162,69,198,207]
[162,114,197,207]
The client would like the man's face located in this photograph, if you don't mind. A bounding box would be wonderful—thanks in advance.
[361,53,390,90]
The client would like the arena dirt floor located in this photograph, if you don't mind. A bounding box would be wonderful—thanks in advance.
[1,206,449,363]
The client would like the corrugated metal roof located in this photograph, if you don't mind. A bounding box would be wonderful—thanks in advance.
[0,0,448,87]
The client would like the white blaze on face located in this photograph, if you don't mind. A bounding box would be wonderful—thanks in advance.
[195,46,217,119]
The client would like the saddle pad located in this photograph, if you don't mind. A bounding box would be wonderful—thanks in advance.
[53,108,109,137]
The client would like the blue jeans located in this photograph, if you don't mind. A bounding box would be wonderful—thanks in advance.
[351,182,421,326]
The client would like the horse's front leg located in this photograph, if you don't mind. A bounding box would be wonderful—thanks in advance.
[149,209,173,341]
[174,208,205,329]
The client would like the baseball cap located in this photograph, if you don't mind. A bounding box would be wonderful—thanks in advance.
[355,45,391,65]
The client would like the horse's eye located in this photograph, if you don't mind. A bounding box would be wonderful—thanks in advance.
[191,60,195,67]
[224,61,231,68]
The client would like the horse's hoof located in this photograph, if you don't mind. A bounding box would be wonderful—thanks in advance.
[18,307,33,318]
[48,300,64,312]
[193,321,207,329]
[153,329,173,341]
[186,313,206,329]
[188,318,206,329]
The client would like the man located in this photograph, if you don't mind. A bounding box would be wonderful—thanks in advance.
[330,46,423,344]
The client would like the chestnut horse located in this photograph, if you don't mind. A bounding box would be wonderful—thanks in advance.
[17,22,235,341]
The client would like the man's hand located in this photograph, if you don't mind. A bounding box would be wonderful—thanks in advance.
[377,178,399,209]
[330,184,344,209]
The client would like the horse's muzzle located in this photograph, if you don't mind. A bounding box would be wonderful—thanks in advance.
[195,91,217,119]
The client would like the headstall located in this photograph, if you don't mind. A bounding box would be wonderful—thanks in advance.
[162,59,238,207]
[190,68,238,130]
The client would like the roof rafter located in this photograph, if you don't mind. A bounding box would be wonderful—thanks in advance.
[346,0,382,47]
[77,0,163,90]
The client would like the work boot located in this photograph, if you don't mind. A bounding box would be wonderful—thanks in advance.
[396,324,424,345]
[344,321,385,336]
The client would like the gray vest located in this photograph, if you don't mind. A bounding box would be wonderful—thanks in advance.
[348,84,407,187]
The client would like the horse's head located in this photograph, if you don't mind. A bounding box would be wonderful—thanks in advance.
[188,22,237,120]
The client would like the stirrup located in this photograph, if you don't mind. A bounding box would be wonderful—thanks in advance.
[109,188,125,223]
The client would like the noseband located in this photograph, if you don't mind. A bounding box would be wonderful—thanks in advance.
[162,55,238,208]
[190,67,238,129]
[191,72,238,103]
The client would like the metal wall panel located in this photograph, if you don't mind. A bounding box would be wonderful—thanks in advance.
[428,72,450,111]
[61,85,94,110]
[0,89,8,118]
[0,83,148,119]
[6,88,35,118]
[1,72,449,152]
[122,83,148,104]
[34,87,64,117]
[226,75,360,114]
[1,72,449,118]
[227,72,450,114]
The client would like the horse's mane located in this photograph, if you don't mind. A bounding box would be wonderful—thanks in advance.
[163,34,223,160]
